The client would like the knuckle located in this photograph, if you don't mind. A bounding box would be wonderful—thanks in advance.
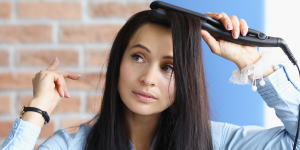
[59,74,64,80]
[239,18,245,22]
[211,50,216,54]
[39,70,47,75]
[40,70,55,77]
[230,15,238,20]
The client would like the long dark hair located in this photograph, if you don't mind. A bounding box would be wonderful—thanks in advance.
[84,10,213,150]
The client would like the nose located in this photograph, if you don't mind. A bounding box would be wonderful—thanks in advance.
[139,64,158,87]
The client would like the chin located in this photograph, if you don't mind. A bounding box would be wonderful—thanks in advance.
[125,102,161,116]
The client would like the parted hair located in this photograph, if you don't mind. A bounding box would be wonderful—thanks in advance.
[84,10,213,150]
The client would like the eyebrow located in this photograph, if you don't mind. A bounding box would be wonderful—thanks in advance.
[131,44,151,53]
[131,44,173,60]
[163,56,173,59]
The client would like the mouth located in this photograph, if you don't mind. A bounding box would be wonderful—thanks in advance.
[132,91,157,103]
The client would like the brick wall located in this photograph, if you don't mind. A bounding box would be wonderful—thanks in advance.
[0,0,151,149]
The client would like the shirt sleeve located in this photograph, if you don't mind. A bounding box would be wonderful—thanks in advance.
[211,65,300,150]
[36,124,90,150]
[0,117,90,150]
[0,118,41,150]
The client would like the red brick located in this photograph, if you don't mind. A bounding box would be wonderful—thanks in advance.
[18,2,81,19]
[0,72,104,90]
[0,49,9,66]
[86,49,110,66]
[0,2,11,18]
[19,95,80,113]
[60,25,121,43]
[0,72,35,89]
[0,121,14,138]
[0,25,52,43]
[61,119,89,133]
[39,121,54,138]
[19,95,31,109]
[17,49,78,66]
[90,2,149,17]
[0,95,11,114]
[52,96,80,113]
[87,95,102,113]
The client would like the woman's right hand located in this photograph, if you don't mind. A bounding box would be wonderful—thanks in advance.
[22,58,81,127]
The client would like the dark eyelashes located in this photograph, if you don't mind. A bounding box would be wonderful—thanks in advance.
[130,54,143,62]
[130,53,173,72]
[130,54,141,58]
[162,65,173,72]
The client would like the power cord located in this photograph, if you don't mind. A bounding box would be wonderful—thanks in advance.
[293,64,300,150]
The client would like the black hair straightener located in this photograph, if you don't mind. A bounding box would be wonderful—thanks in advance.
[148,1,297,66]
[148,1,300,150]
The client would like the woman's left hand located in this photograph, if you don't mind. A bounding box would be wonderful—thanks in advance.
[201,12,261,70]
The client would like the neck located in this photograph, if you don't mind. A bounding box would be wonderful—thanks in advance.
[123,105,161,150]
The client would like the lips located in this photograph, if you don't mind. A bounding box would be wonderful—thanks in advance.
[132,90,157,103]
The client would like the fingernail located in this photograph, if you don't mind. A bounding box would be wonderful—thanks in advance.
[67,94,70,98]
[216,14,222,18]
[78,74,81,76]
[242,29,247,36]
[62,92,64,98]
[227,23,233,30]
[233,31,239,39]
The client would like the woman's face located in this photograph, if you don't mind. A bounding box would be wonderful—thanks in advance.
[118,23,175,116]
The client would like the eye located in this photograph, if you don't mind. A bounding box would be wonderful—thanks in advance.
[131,54,144,63]
[162,65,173,72]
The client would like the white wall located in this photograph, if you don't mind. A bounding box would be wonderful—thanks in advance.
[264,0,300,128]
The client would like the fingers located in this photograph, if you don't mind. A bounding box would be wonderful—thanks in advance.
[206,12,248,39]
[54,70,81,80]
[51,72,69,98]
[57,74,70,98]
[219,12,233,31]
[48,70,80,98]
[239,19,248,36]
[46,58,59,71]
[34,58,81,99]
[205,12,222,20]
[201,29,221,56]
[230,15,239,39]
[46,57,80,79]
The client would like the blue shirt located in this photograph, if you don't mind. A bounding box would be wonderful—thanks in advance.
[1,65,300,150]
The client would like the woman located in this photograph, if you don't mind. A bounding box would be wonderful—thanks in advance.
[0,9,299,150]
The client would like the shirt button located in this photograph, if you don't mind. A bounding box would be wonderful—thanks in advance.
[13,123,18,129]
[274,65,280,71]
[241,73,244,76]
[8,134,13,140]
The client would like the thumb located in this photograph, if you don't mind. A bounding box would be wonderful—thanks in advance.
[201,29,221,56]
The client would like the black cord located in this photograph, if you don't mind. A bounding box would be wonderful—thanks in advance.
[293,64,300,150]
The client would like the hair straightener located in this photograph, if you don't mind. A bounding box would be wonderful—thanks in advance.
[148,1,297,66]
[148,1,300,150]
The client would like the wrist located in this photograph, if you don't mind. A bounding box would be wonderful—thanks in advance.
[21,111,45,128]
[29,99,52,115]
[236,55,262,70]
[235,56,275,80]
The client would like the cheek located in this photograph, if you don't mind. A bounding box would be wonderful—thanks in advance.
[159,77,176,105]
[119,60,134,90]
[118,57,143,97]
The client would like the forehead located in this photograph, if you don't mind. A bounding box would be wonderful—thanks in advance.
[128,23,173,54]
